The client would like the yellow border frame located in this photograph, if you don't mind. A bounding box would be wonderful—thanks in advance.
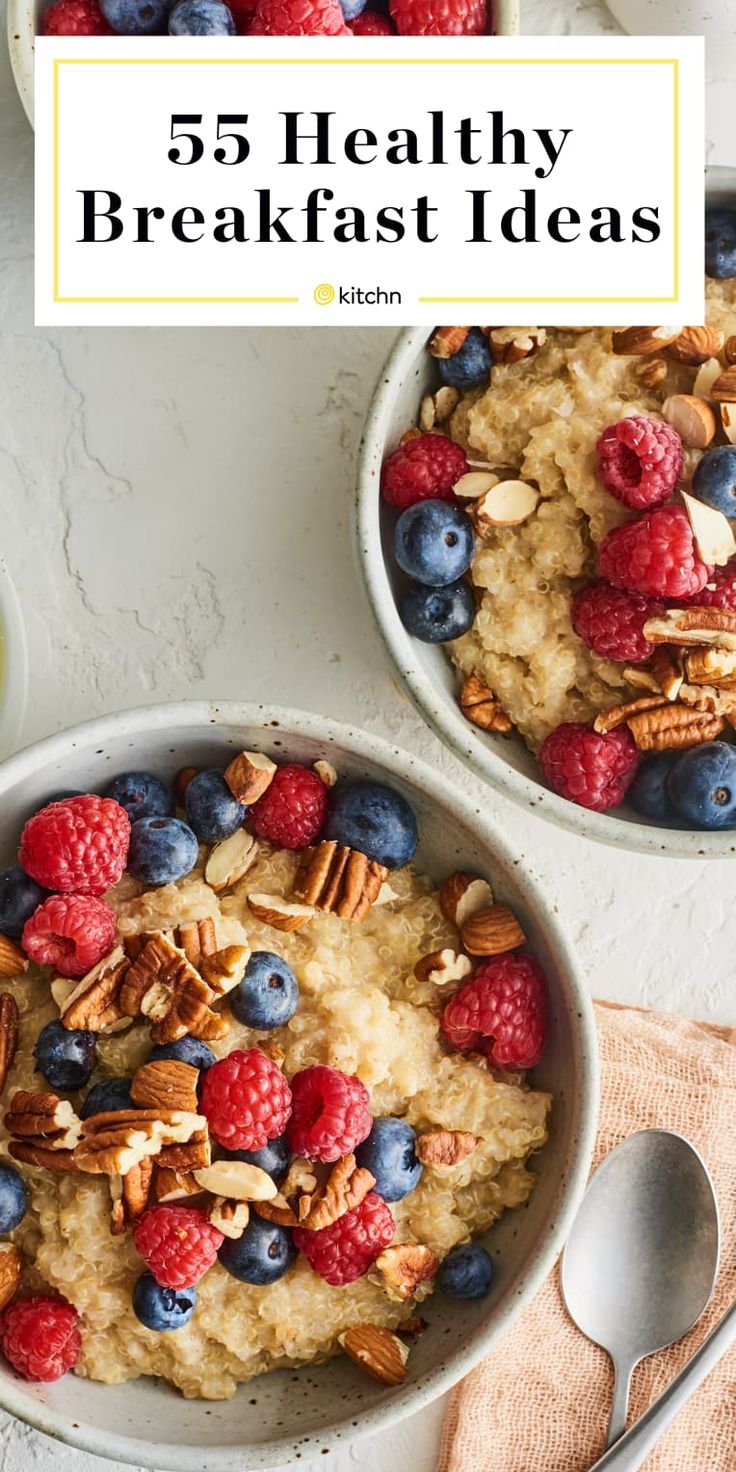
[52,56,679,306]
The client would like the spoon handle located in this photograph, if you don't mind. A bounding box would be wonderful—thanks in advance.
[606,1359,633,1447]
[588,1300,736,1472]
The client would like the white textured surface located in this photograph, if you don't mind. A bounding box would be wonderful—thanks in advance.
[0,3,734,1471]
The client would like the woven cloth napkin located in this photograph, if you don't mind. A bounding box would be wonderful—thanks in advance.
[436,1000,736,1472]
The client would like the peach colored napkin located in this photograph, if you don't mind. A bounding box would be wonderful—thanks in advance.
[437,1000,736,1472]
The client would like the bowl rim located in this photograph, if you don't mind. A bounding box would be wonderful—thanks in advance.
[355,218,736,860]
[6,0,519,130]
[0,697,598,1469]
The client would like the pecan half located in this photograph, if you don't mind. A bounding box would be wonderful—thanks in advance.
[643,607,736,650]
[650,646,685,701]
[593,695,668,734]
[9,1142,78,1171]
[0,994,19,1095]
[60,946,130,1032]
[110,1157,153,1235]
[176,918,217,969]
[685,647,736,686]
[428,326,469,359]
[157,1129,211,1173]
[626,704,725,751]
[253,1193,299,1229]
[130,1059,200,1114]
[339,1325,409,1386]
[152,1166,203,1203]
[294,842,388,922]
[201,945,250,997]
[375,1243,439,1302]
[298,1154,375,1232]
[635,358,668,390]
[76,1108,206,1176]
[0,935,28,980]
[120,931,226,1044]
[460,676,513,734]
[416,1129,481,1167]
[5,1089,82,1150]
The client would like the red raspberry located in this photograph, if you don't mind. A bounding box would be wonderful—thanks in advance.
[200,1048,292,1151]
[390,0,485,31]
[441,955,547,1070]
[250,0,348,32]
[381,433,468,509]
[22,893,116,978]
[0,1297,80,1382]
[694,564,736,611]
[133,1206,223,1289]
[571,582,664,664]
[598,504,712,601]
[350,8,394,28]
[294,1192,394,1285]
[286,1065,372,1162]
[597,416,683,510]
[42,0,112,30]
[20,795,130,897]
[539,721,639,812]
[250,764,327,850]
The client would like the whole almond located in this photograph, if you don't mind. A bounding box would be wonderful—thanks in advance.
[0,935,28,980]
[612,326,683,357]
[223,750,276,806]
[667,326,724,366]
[339,1325,410,1386]
[661,394,716,450]
[460,903,526,957]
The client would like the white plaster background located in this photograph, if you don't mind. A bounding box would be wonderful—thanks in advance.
[0,2,734,1470]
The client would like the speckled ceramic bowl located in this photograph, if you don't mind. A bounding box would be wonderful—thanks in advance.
[0,562,28,761]
[7,0,520,128]
[0,700,597,1469]
[356,170,736,859]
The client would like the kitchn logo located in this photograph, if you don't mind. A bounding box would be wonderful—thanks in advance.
[314,285,402,307]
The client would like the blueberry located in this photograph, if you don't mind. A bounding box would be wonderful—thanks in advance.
[325,780,417,869]
[691,446,736,518]
[34,1019,96,1092]
[149,1037,217,1071]
[0,1163,28,1233]
[127,816,198,886]
[106,772,174,824]
[0,866,48,940]
[437,328,492,389]
[628,755,676,822]
[399,579,475,643]
[667,741,736,829]
[355,1118,422,1202]
[230,951,299,1031]
[394,502,475,588]
[437,1243,493,1300]
[184,770,247,843]
[132,1273,197,1331]
[100,0,169,30]
[339,0,366,18]
[705,207,736,280]
[169,0,235,29]
[219,1215,297,1285]
[80,1076,134,1119]
[223,1135,290,1186]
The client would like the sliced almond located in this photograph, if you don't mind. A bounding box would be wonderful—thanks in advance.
[453,470,498,500]
[223,751,276,806]
[205,829,259,893]
[460,903,526,957]
[612,326,683,356]
[339,1325,409,1386]
[474,480,539,529]
[439,872,494,929]
[193,1160,277,1202]
[693,357,724,400]
[682,491,736,568]
[247,893,315,932]
[419,395,435,432]
[661,395,716,450]
[433,386,459,424]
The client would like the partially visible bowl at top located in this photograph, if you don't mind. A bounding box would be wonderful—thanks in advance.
[7,0,520,129]
[0,699,596,1469]
[357,169,736,859]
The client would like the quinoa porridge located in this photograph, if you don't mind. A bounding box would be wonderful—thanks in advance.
[0,759,551,1398]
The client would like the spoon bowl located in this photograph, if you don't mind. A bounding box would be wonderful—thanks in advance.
[561,1131,719,1447]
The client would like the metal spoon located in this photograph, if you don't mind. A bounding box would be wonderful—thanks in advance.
[561,1130,719,1449]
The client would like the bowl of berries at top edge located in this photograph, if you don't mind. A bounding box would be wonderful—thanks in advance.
[0,700,596,1470]
[357,171,736,858]
[8,0,519,128]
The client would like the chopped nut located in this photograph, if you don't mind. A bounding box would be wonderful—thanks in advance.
[60,946,130,1033]
[416,1129,481,1167]
[461,903,526,957]
[725,336,736,367]
[110,1158,153,1234]
[193,1160,277,1202]
[677,683,736,717]
[5,1089,82,1150]
[439,872,494,929]
[661,395,716,450]
[201,945,250,997]
[720,403,736,445]
[413,948,472,987]
[157,1129,211,1173]
[429,326,469,359]
[682,492,736,567]
[711,366,736,403]
[339,1325,410,1385]
[281,1157,318,1201]
[693,357,724,399]
[0,935,28,980]
[207,1197,250,1239]
[460,675,513,734]
[0,994,19,1096]
[472,480,539,530]
[130,1060,200,1114]
[298,1154,375,1232]
[0,1243,23,1310]
[294,842,388,922]
[667,325,725,366]
[397,1315,427,1339]
[626,703,725,752]
[419,394,435,432]
[153,1166,203,1203]
[375,1243,439,1301]
[643,607,736,650]
[636,358,668,390]
[173,766,199,806]
[611,326,683,356]
[205,829,259,893]
[246,893,315,932]
[685,647,736,685]
[433,386,459,424]
[488,327,546,365]
[8,1141,78,1172]
[593,695,668,734]
[252,1194,299,1228]
[223,750,276,806]
[175,918,217,969]
[650,646,685,701]
[453,470,498,500]
[622,666,663,694]
[313,759,338,788]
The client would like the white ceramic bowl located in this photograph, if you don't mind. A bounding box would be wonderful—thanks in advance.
[7,0,520,129]
[0,699,597,1469]
[357,170,736,859]
[0,562,28,761]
